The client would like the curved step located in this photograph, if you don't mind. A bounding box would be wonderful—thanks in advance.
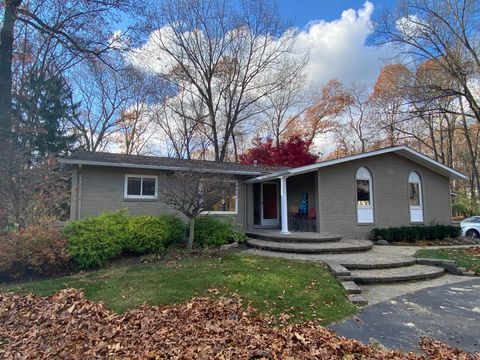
[246,239,373,254]
[245,231,342,243]
[351,264,445,284]
[339,257,417,270]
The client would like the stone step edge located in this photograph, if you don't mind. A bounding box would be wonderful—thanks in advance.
[246,239,373,254]
[245,232,342,243]
[324,262,367,307]
[342,259,417,270]
[348,294,368,306]
[352,267,445,284]
[415,258,477,277]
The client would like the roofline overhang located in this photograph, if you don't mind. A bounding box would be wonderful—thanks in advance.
[59,158,268,176]
[245,146,467,183]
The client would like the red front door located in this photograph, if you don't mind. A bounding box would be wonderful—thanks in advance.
[262,183,278,223]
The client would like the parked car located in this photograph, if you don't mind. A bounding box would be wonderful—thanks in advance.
[460,216,480,237]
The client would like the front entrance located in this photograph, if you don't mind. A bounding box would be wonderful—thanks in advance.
[261,182,279,225]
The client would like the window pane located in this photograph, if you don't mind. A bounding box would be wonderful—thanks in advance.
[357,180,370,206]
[142,178,156,196]
[127,177,141,195]
[409,183,420,206]
[207,183,236,212]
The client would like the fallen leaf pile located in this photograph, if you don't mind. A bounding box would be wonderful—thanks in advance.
[0,289,478,359]
[465,246,480,256]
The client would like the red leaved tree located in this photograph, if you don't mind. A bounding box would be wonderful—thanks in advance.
[239,136,318,167]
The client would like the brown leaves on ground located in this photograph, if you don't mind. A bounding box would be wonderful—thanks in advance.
[465,246,480,256]
[0,289,478,359]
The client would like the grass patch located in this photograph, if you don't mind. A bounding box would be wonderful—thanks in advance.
[415,248,480,274]
[0,252,356,324]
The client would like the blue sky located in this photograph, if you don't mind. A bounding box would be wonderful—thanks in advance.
[135,1,392,86]
[279,0,396,27]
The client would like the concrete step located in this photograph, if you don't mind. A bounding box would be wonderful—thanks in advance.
[246,239,373,254]
[351,264,445,284]
[348,294,368,306]
[341,281,362,294]
[245,231,342,243]
[341,257,417,270]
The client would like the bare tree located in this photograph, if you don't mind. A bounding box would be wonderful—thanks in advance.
[158,170,234,249]
[0,0,133,140]
[375,0,480,125]
[136,0,305,161]
[69,59,131,151]
[113,69,160,155]
[370,64,412,147]
[152,88,210,159]
[335,83,373,153]
[259,56,308,146]
[0,142,69,229]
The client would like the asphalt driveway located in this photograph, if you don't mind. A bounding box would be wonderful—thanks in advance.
[329,278,480,354]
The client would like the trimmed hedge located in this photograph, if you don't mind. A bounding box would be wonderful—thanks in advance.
[371,225,461,242]
[63,211,186,269]
[194,217,247,247]
[125,215,186,254]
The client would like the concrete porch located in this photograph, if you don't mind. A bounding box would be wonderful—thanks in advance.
[246,171,319,235]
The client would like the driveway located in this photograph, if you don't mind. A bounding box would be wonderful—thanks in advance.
[329,278,480,354]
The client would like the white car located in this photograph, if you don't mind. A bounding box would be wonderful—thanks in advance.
[460,216,480,237]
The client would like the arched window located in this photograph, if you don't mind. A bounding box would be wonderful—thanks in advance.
[408,171,423,222]
[356,167,374,223]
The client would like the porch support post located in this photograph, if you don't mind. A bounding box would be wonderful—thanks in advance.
[280,176,290,234]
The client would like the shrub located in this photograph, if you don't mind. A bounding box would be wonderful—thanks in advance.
[0,224,71,281]
[124,215,186,254]
[64,211,186,269]
[194,216,246,247]
[371,225,461,242]
[64,211,128,269]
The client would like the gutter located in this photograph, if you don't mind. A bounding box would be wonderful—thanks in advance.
[59,158,268,177]
[244,169,292,183]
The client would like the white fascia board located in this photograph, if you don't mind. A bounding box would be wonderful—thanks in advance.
[60,158,266,176]
[244,146,467,183]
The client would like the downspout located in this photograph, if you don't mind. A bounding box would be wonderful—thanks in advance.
[77,164,82,220]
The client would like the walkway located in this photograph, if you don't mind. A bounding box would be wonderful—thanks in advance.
[329,278,480,354]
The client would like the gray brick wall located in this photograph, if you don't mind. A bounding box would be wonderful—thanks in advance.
[73,165,246,229]
[317,153,452,239]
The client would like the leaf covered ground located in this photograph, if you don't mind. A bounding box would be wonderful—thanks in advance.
[0,253,356,324]
[0,289,478,359]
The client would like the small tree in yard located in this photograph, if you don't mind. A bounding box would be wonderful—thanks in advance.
[239,136,318,167]
[158,170,232,250]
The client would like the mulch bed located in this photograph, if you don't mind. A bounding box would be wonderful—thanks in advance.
[0,290,478,359]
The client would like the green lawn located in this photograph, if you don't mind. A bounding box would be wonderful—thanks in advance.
[0,252,356,324]
[415,248,480,275]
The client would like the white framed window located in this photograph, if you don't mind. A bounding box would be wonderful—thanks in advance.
[124,174,158,199]
[356,167,374,223]
[408,171,423,222]
[202,180,238,215]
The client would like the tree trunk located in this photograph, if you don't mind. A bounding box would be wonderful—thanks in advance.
[188,217,195,250]
[0,0,22,139]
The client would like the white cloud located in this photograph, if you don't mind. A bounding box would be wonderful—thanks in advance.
[297,1,386,86]
[130,1,385,88]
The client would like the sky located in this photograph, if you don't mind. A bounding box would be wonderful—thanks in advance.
[129,1,399,154]
[279,0,396,28]
[133,1,395,86]
[282,0,395,85]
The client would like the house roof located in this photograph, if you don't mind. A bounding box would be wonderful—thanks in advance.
[245,146,467,183]
[60,151,286,176]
